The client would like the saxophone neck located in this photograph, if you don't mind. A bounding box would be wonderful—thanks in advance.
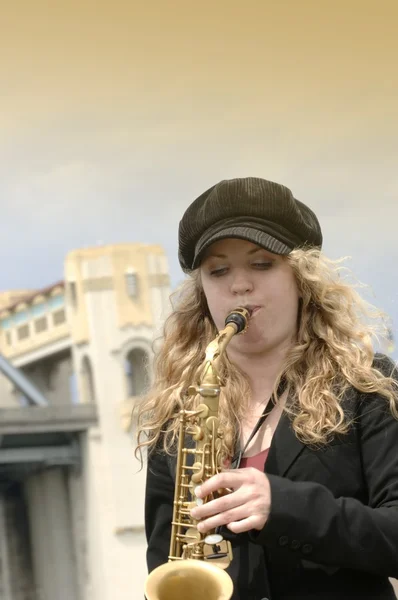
[193,308,250,395]
[202,323,238,385]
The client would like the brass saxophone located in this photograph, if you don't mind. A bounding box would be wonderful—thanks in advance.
[145,307,251,600]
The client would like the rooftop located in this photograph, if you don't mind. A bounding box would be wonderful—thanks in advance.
[0,281,65,316]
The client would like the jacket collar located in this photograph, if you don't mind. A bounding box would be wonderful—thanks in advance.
[266,411,305,476]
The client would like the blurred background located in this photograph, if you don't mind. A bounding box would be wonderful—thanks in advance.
[0,1,397,598]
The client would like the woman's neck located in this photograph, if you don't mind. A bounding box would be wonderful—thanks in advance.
[229,345,289,406]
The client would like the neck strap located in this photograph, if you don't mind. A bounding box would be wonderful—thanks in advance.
[231,377,287,469]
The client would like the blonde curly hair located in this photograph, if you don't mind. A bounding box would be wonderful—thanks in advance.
[135,248,398,460]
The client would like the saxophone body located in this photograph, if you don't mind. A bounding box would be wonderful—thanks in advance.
[145,307,250,600]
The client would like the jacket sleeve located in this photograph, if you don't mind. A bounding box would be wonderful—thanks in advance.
[145,448,174,573]
[252,357,398,577]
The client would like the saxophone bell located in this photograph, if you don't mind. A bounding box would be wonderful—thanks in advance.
[144,560,234,600]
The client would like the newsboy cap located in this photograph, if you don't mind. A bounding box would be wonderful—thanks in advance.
[178,177,323,271]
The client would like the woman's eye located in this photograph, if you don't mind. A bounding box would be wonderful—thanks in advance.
[252,262,273,270]
[209,267,228,277]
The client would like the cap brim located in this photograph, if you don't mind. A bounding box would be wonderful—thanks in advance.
[193,225,292,269]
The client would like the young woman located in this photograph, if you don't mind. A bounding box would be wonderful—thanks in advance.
[137,177,398,599]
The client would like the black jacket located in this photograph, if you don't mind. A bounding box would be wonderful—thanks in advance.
[145,355,398,599]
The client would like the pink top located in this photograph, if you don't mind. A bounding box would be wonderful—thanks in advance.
[239,448,270,471]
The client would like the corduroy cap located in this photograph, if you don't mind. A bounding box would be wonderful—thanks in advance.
[178,177,323,272]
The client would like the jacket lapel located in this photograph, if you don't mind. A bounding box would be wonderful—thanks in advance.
[266,411,306,477]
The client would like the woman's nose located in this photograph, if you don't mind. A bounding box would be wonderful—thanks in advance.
[230,272,254,295]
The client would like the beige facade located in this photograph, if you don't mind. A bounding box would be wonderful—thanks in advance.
[0,243,172,600]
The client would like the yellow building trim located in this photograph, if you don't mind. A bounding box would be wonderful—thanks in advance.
[82,277,115,292]
[148,273,170,287]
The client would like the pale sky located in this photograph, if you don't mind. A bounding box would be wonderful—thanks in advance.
[1,0,397,352]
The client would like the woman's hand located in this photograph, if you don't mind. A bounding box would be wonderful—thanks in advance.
[189,467,271,534]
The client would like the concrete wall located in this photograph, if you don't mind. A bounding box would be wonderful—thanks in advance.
[0,370,20,408]
[0,486,37,600]
[21,350,75,406]
[24,468,79,600]
[0,350,75,408]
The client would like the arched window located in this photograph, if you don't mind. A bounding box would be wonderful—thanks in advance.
[124,348,150,398]
[81,356,96,403]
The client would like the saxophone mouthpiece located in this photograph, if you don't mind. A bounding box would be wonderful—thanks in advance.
[224,307,251,333]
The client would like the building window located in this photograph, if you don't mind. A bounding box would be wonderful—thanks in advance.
[34,316,48,334]
[125,271,139,299]
[68,281,78,309]
[5,331,12,345]
[17,324,29,341]
[125,348,150,397]
[52,309,66,326]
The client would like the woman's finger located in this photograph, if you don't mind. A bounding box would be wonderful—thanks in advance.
[197,505,249,534]
[227,514,264,534]
[191,487,246,520]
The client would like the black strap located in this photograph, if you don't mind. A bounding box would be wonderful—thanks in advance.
[230,377,286,469]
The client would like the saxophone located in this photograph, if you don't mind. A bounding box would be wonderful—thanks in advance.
[145,307,251,600]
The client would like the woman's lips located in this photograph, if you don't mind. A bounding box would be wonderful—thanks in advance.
[243,305,262,316]
[228,305,262,319]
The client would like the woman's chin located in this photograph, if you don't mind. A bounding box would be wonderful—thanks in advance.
[231,336,272,356]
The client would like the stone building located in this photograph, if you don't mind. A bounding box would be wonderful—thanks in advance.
[0,243,171,600]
